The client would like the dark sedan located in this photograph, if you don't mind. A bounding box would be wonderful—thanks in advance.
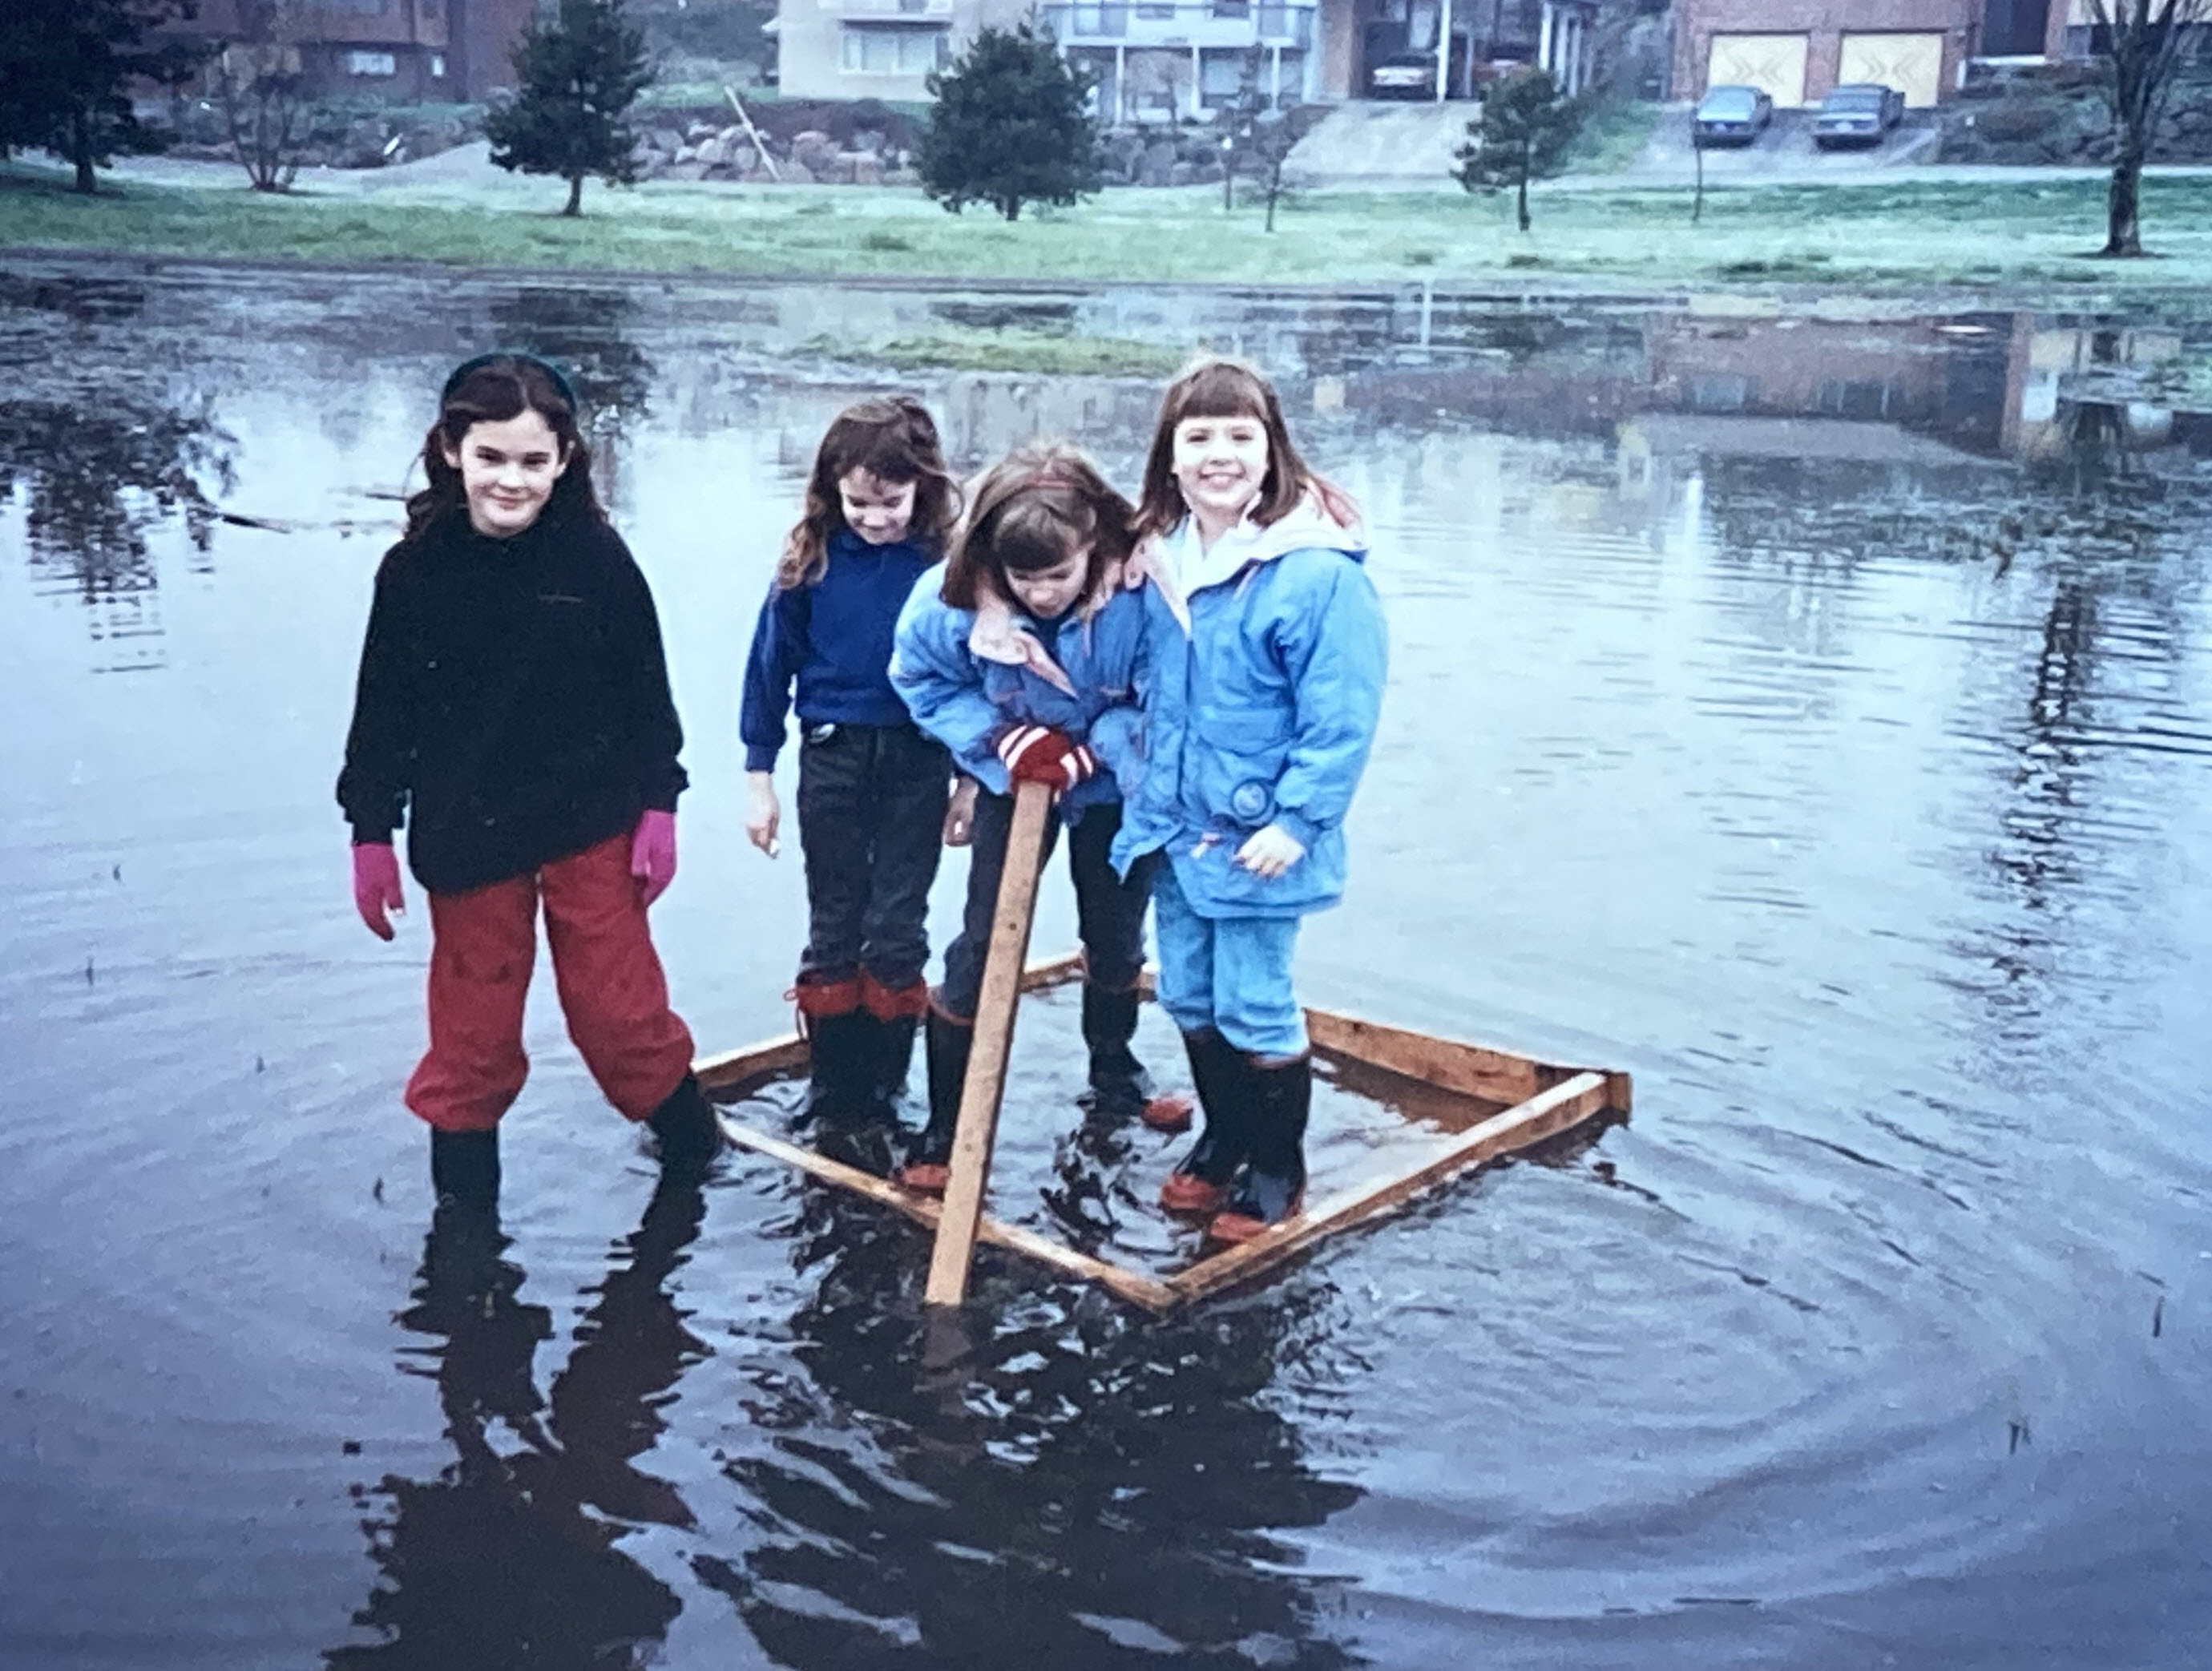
[1812,82,1905,148]
[1693,84,1774,147]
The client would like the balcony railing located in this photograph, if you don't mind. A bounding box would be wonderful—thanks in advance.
[1041,2,1316,46]
[835,0,951,17]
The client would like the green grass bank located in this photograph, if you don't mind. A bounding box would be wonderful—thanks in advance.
[5,161,2210,299]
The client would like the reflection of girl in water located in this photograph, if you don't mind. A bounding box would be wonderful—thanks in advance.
[889,446,1186,1194]
[740,398,962,1133]
[337,353,721,1213]
[1120,358,1388,1243]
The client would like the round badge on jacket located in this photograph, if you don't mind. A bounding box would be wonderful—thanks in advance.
[1230,781,1274,821]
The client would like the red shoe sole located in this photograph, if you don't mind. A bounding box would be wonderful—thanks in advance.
[894,1163,950,1196]
[1205,1196,1305,1245]
[1159,1173,1230,1215]
[1140,1094,1195,1133]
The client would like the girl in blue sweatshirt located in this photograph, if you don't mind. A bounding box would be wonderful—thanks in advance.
[741,397,961,1126]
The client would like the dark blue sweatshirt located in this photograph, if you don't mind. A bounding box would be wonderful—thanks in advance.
[740,528,938,772]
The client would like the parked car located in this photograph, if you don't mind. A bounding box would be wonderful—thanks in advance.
[1812,82,1905,147]
[1693,83,1773,147]
[1368,50,1438,101]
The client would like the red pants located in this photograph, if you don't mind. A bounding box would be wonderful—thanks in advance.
[405,833,696,1132]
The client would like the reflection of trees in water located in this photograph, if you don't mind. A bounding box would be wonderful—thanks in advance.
[329,1182,712,1670]
[0,392,236,672]
[485,289,658,515]
[697,1186,1366,1669]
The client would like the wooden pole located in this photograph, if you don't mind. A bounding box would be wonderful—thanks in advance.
[924,778,1054,1308]
[724,83,781,181]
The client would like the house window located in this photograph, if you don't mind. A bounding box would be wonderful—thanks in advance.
[430,53,447,78]
[1136,3,1176,18]
[1213,0,1251,15]
[345,50,398,77]
[841,25,949,73]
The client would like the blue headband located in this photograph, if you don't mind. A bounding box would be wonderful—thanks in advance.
[441,350,582,411]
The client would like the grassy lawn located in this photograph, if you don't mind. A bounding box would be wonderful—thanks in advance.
[4,159,2210,298]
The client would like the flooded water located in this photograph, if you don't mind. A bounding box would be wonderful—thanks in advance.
[3,257,2210,1670]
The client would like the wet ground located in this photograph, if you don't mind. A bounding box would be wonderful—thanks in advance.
[2,258,2210,1669]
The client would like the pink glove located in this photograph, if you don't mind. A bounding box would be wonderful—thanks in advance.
[631,809,677,907]
[352,842,405,941]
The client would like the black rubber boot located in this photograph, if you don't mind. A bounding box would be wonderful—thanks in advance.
[646,1072,724,1177]
[1209,1053,1311,1243]
[804,1007,874,1126]
[894,1008,972,1194]
[1078,982,1152,1117]
[867,1011,920,1117]
[430,1126,501,1213]
[1158,1029,1249,1215]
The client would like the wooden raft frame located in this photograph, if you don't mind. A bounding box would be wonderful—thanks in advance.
[695,955,1632,1314]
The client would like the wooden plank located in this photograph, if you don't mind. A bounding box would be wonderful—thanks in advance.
[692,950,1088,1093]
[1305,1007,1548,1106]
[1166,1071,1612,1305]
[926,779,1053,1309]
[716,1116,1178,1313]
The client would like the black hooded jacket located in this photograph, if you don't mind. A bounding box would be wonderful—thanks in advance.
[337,503,688,894]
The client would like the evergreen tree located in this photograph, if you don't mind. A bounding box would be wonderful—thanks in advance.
[485,0,654,218]
[0,1,203,195]
[918,23,1101,223]
[1452,69,1582,232]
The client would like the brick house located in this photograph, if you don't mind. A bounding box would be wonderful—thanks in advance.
[1673,0,2074,107]
[775,0,1596,111]
[165,0,540,103]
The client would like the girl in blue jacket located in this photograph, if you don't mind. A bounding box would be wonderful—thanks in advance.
[1116,358,1389,1244]
[889,446,1183,1194]
[740,397,961,1128]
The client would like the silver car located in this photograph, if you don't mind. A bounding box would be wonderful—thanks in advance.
[1812,83,1905,148]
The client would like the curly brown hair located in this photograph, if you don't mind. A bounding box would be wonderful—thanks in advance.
[778,396,959,588]
[938,444,1136,614]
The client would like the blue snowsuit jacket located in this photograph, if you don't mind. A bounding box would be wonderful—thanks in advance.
[890,564,1147,824]
[1111,502,1388,918]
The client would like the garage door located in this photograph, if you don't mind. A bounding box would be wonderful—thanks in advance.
[1706,33,1809,107]
[1839,31,1945,107]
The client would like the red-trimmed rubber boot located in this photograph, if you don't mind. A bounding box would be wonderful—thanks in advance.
[794,974,868,1125]
[1158,1029,1249,1216]
[1205,1053,1310,1245]
[894,1006,972,1196]
[859,972,929,1119]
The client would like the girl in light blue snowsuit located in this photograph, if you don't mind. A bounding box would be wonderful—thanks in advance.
[889,445,1179,1194]
[1116,358,1389,1244]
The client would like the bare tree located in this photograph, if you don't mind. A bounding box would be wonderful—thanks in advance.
[1225,46,1301,232]
[2085,0,2210,256]
[217,0,311,192]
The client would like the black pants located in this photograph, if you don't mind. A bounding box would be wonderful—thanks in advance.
[796,721,950,990]
[938,793,1160,1021]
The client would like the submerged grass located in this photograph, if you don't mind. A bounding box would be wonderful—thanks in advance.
[4,159,2210,297]
[867,330,1187,375]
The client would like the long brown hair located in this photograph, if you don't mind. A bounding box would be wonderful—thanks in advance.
[778,396,959,587]
[403,355,602,543]
[1132,357,1319,543]
[939,444,1136,613]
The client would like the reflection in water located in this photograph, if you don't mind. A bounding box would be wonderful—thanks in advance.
[0,394,236,672]
[330,1182,712,1669]
[485,288,659,511]
[698,1189,1364,1668]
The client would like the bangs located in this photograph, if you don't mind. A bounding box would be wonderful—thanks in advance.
[987,496,1090,573]
[845,435,922,485]
[1165,361,1273,426]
